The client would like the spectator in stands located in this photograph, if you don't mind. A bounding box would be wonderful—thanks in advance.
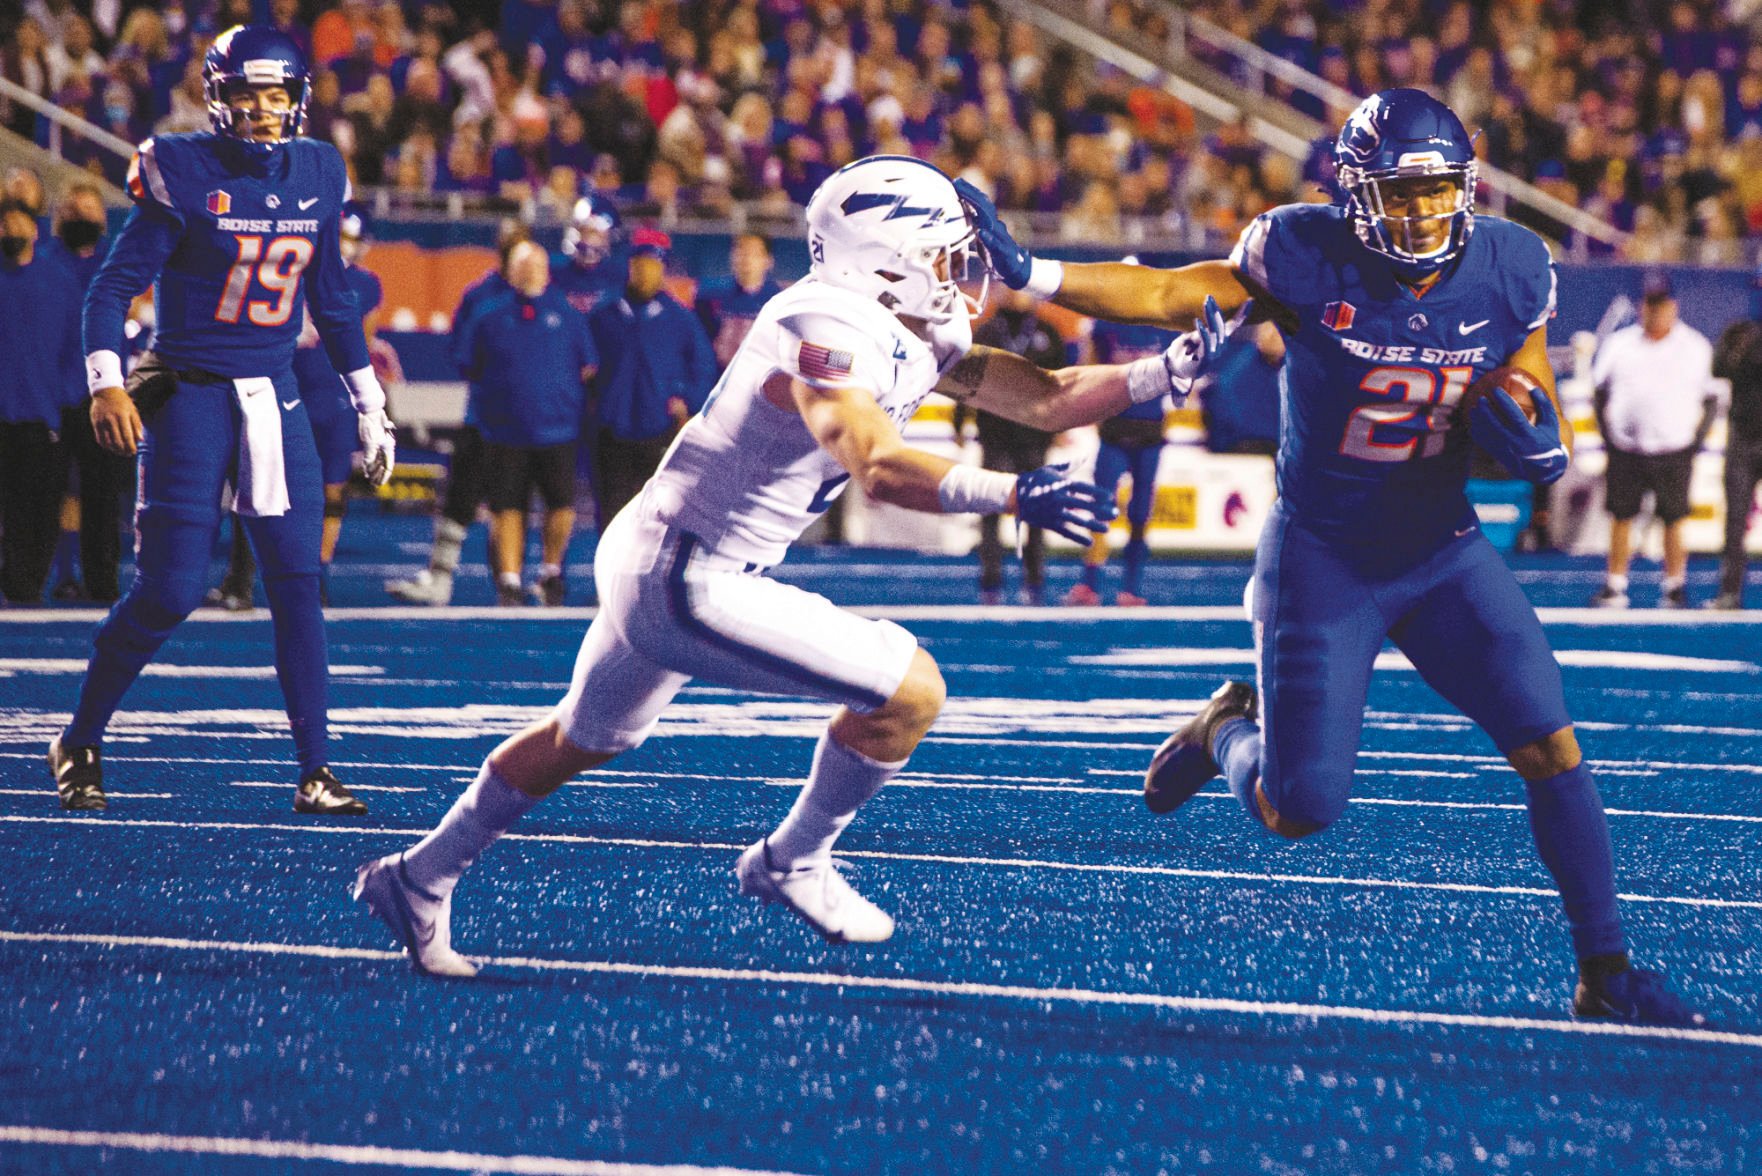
[460,239,598,607]
[1590,273,1722,609]
[388,220,533,607]
[0,196,82,606]
[1709,269,1762,610]
[963,288,1064,606]
[47,182,131,605]
[2,17,54,139]
[695,231,782,373]
[586,228,715,528]
[46,13,106,95]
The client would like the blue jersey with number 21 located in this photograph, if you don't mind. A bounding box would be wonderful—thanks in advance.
[1230,203,1554,567]
[84,131,368,381]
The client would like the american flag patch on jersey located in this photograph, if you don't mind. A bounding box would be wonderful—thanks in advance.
[798,341,854,381]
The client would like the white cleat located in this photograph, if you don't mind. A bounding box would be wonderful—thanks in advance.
[736,839,895,944]
[384,569,453,605]
[352,854,479,978]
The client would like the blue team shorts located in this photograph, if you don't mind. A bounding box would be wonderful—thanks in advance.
[1250,502,1573,828]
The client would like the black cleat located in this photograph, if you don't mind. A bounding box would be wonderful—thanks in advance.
[532,574,566,607]
[48,738,107,811]
[1573,957,1704,1027]
[1144,681,1258,814]
[496,582,526,608]
[293,766,368,815]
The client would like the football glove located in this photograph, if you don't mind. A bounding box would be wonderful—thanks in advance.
[358,409,397,486]
[1015,464,1117,545]
[1163,296,1249,394]
[954,177,1034,290]
[1468,385,1568,485]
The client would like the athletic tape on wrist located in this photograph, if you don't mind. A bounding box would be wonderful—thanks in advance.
[1023,257,1064,299]
[937,464,1018,515]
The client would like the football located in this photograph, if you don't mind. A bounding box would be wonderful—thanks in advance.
[1457,365,1542,424]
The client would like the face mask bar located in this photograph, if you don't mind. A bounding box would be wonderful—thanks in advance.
[1342,162,1475,265]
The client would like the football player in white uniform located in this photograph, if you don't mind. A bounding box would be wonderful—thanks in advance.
[355,156,1230,975]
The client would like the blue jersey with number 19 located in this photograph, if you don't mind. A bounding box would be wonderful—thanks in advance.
[1230,202,1554,566]
[84,131,368,381]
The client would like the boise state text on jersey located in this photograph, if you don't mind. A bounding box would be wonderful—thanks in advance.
[1230,201,1554,563]
[85,131,367,380]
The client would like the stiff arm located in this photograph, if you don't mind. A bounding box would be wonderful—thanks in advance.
[934,344,1156,433]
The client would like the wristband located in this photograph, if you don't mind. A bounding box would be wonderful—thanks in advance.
[1023,257,1064,300]
[1125,355,1190,405]
[937,463,1017,515]
[344,365,386,414]
[86,350,124,395]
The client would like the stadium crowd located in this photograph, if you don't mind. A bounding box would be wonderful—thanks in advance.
[7,0,1762,259]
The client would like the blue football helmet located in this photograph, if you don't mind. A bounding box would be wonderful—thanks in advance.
[563,194,621,266]
[203,25,311,144]
[1333,88,1477,277]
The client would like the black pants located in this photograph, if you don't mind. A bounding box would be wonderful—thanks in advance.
[978,435,1051,593]
[595,430,671,528]
[63,400,135,601]
[441,425,489,528]
[0,420,70,603]
[1720,439,1762,598]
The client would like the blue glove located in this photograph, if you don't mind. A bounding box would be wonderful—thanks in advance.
[1015,464,1118,545]
[1468,385,1568,485]
[954,177,1033,290]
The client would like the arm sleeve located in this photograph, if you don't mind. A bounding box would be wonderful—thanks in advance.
[82,200,181,365]
[774,310,891,395]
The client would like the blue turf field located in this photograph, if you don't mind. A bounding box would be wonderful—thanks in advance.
[2,516,1760,1174]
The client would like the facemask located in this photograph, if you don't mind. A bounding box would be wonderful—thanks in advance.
[58,220,103,251]
[0,236,29,260]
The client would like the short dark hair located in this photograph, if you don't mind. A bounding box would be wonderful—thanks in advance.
[734,230,772,255]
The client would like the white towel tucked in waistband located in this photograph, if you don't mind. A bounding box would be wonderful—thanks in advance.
[232,376,290,517]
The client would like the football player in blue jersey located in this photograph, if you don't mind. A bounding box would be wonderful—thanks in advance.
[1067,315,1179,607]
[959,89,1700,1026]
[49,25,394,816]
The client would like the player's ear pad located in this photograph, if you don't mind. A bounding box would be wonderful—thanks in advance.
[124,355,181,418]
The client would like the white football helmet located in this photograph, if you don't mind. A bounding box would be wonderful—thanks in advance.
[805,155,987,323]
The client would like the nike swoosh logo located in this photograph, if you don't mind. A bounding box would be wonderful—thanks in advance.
[1459,319,1490,335]
[298,197,319,209]
[1454,525,1477,537]
[282,399,300,410]
[1525,447,1567,464]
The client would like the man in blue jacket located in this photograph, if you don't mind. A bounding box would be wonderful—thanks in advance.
[586,227,716,526]
[0,196,83,605]
[460,239,599,605]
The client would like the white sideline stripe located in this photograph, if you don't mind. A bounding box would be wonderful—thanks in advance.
[0,1123,795,1176]
[228,781,425,794]
[0,788,173,799]
[7,605,1759,624]
[2,815,1755,911]
[0,931,1753,1050]
[0,659,384,678]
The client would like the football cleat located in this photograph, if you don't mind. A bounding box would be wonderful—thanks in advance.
[293,766,368,815]
[48,738,107,811]
[1062,582,1101,607]
[1573,964,1704,1028]
[1116,590,1148,607]
[496,582,526,608]
[1702,591,1743,611]
[202,585,255,612]
[1589,585,1629,609]
[385,568,453,605]
[1659,585,1689,609]
[531,574,566,607]
[1144,681,1258,815]
[736,839,894,944]
[353,854,479,977]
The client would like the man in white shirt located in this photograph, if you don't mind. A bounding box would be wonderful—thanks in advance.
[1590,273,1721,608]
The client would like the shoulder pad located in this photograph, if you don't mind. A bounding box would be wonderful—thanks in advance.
[124,137,179,213]
[775,308,891,391]
[1477,217,1556,333]
[1230,203,1342,310]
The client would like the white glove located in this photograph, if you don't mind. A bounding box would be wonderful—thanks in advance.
[358,409,396,486]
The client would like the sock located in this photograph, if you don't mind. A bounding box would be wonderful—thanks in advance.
[431,517,467,575]
[1661,574,1685,592]
[498,571,521,589]
[1213,717,1266,827]
[52,530,78,584]
[539,562,561,581]
[402,761,541,897]
[1122,536,1149,595]
[1606,573,1628,592]
[767,730,906,868]
[1524,762,1627,959]
[261,570,329,777]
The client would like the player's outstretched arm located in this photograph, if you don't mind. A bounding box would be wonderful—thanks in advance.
[955,178,1249,327]
[791,377,1113,542]
[937,298,1245,432]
